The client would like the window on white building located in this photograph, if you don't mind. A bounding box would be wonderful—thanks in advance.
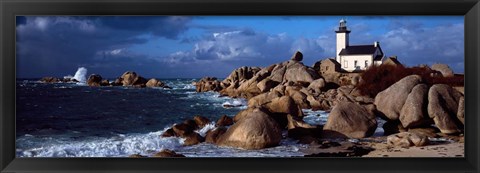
[354,60,358,68]
[365,60,368,68]
[344,60,348,68]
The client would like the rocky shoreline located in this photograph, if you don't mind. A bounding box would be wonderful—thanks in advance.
[39,51,465,157]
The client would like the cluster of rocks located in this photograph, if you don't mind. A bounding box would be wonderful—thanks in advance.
[374,75,464,147]
[40,71,171,89]
[194,51,366,112]
[161,115,234,146]
[40,76,79,83]
[191,51,464,150]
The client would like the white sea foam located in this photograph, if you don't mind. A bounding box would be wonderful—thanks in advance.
[72,67,87,83]
[302,109,329,125]
[17,127,308,157]
[221,99,247,108]
[195,122,217,137]
[17,128,185,157]
[177,138,307,157]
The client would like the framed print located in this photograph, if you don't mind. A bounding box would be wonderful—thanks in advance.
[1,0,479,172]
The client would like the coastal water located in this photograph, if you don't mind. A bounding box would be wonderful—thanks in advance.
[16,78,387,157]
[16,79,331,157]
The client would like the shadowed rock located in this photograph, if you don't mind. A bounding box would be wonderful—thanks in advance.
[399,84,430,128]
[87,74,102,87]
[427,84,463,134]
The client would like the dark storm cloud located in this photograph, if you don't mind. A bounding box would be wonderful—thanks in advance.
[164,27,330,73]
[16,16,192,78]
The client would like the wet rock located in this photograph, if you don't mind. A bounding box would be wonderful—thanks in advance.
[172,123,194,137]
[87,74,103,87]
[205,127,227,143]
[161,128,175,137]
[183,132,204,146]
[193,116,210,128]
[129,154,146,158]
[153,149,186,157]
[146,78,167,88]
[216,115,234,127]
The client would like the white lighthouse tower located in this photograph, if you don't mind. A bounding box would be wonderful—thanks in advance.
[335,19,350,63]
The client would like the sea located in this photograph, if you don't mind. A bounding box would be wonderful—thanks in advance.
[15,77,386,158]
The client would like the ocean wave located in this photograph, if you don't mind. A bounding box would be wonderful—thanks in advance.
[302,109,329,125]
[16,127,185,157]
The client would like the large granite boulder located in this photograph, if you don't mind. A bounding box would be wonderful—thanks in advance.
[399,84,430,128]
[428,84,464,134]
[269,62,288,83]
[121,71,138,86]
[118,71,148,87]
[256,78,279,92]
[264,96,303,117]
[323,102,377,138]
[374,75,423,120]
[307,78,326,96]
[146,78,168,88]
[247,91,282,108]
[431,63,454,77]
[217,108,282,149]
[222,66,261,87]
[283,60,320,84]
[205,127,227,143]
[194,77,222,92]
[87,74,103,87]
[183,132,204,146]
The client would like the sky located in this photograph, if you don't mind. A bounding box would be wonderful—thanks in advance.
[16,16,464,79]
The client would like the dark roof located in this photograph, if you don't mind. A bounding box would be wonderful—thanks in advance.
[374,54,383,61]
[339,45,383,57]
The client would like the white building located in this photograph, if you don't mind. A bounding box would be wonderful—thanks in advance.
[335,19,384,72]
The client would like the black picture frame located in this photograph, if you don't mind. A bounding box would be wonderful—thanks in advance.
[1,0,479,172]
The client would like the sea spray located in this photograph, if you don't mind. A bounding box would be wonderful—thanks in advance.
[73,67,87,83]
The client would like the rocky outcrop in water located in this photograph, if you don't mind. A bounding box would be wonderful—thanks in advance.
[146,78,171,89]
[87,74,103,87]
[40,77,60,83]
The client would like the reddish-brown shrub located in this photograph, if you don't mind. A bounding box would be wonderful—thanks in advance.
[357,65,464,97]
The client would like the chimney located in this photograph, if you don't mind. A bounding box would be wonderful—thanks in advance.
[374,41,379,47]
